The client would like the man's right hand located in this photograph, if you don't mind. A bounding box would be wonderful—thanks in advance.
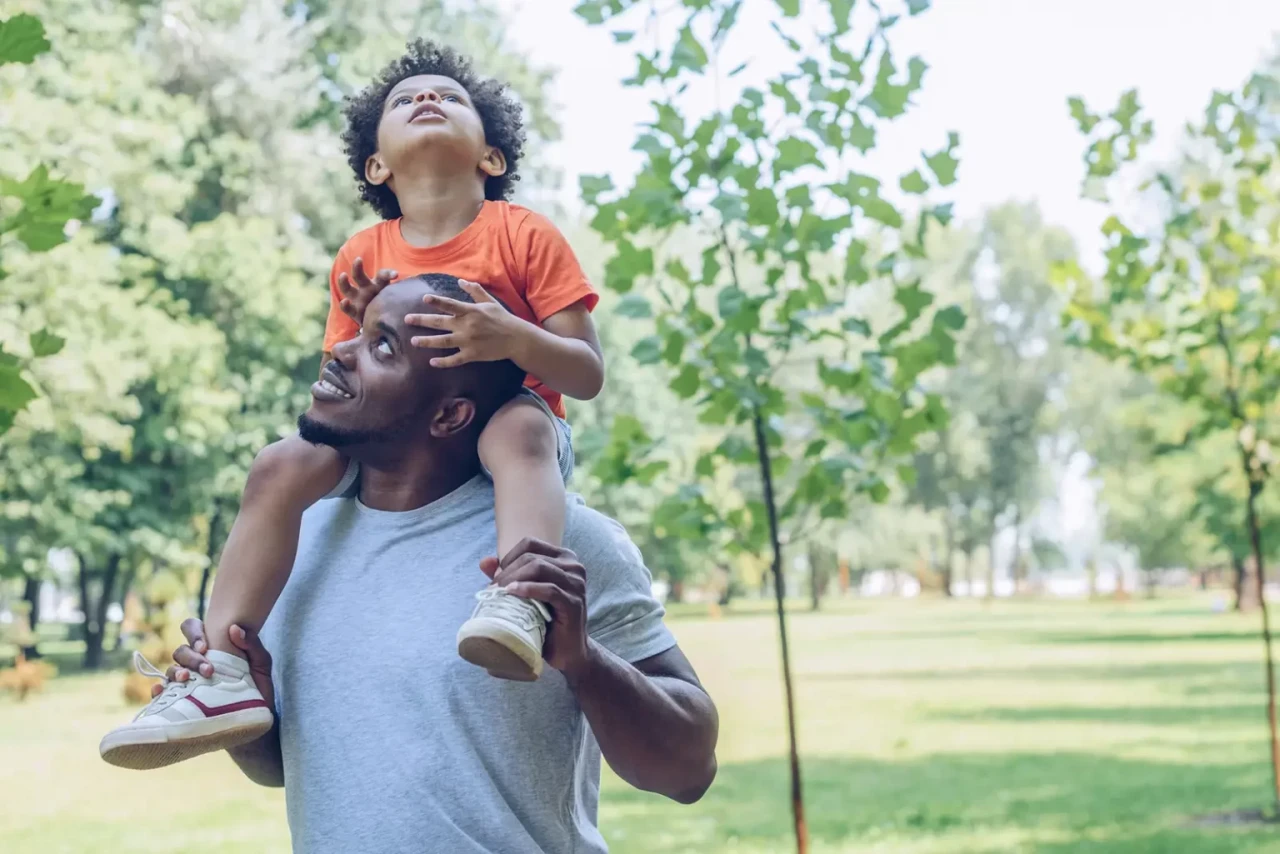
[153,618,275,711]
[337,257,398,324]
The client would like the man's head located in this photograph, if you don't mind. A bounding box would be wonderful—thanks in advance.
[299,274,525,455]
[342,40,526,219]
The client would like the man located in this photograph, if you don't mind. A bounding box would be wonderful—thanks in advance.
[158,275,718,853]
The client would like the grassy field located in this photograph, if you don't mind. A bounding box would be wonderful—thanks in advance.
[2,596,1278,853]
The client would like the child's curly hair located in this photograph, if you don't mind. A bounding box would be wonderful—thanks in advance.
[341,40,526,220]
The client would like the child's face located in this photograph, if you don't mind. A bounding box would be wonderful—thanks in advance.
[367,74,505,191]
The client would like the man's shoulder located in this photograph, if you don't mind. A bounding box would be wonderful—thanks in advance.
[564,497,644,571]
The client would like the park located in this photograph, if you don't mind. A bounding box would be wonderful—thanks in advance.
[4,0,1280,851]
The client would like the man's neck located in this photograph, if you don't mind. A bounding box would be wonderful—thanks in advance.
[392,173,487,247]
[352,444,481,512]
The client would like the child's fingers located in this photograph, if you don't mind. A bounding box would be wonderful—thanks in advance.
[351,257,374,288]
[375,268,398,285]
[421,294,472,313]
[337,272,356,300]
[458,279,497,303]
[429,351,472,368]
[405,313,455,330]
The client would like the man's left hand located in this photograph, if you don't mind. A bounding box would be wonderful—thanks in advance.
[481,538,590,678]
[406,280,525,368]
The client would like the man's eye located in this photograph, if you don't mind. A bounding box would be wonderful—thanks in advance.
[376,338,393,356]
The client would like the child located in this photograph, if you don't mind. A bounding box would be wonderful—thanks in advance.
[99,40,602,770]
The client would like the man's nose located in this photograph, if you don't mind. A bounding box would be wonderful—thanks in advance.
[330,337,358,368]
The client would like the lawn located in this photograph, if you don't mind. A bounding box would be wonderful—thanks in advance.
[2,596,1278,853]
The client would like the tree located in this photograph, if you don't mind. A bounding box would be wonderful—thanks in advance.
[1064,58,1280,808]
[575,1,962,849]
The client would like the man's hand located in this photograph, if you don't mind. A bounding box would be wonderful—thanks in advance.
[336,257,398,324]
[153,618,275,711]
[406,280,527,368]
[481,538,590,678]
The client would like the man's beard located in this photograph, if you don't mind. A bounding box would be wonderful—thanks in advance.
[297,413,409,449]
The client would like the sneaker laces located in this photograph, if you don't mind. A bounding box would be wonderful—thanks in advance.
[475,585,550,628]
[132,651,192,719]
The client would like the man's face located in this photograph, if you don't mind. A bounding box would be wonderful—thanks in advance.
[300,281,458,449]
[371,74,498,181]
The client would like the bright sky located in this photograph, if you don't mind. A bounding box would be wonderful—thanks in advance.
[495,0,1280,564]
[499,0,1280,260]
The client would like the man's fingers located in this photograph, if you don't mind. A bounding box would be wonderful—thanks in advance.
[405,313,455,330]
[479,555,500,580]
[173,644,213,677]
[229,624,271,667]
[500,537,571,567]
[458,279,498,303]
[504,581,581,619]
[497,558,586,599]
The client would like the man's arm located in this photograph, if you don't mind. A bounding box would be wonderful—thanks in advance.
[567,642,718,803]
[494,539,718,803]
[228,725,285,788]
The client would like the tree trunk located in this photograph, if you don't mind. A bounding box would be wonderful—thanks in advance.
[78,553,121,671]
[21,575,41,660]
[112,564,137,653]
[198,503,226,620]
[942,521,956,598]
[752,409,807,854]
[986,533,998,601]
[1244,478,1280,810]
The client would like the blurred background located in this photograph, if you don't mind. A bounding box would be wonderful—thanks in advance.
[4,0,1280,851]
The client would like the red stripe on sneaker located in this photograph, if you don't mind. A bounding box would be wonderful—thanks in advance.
[186,696,271,718]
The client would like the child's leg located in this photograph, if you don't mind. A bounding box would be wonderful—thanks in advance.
[203,435,348,658]
[478,397,566,560]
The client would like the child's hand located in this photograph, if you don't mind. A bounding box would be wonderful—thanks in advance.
[337,258,397,323]
[406,280,525,368]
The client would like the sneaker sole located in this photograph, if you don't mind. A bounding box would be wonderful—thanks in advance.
[99,707,275,770]
[456,620,543,682]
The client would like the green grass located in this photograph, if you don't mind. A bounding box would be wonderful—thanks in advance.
[3,596,1278,852]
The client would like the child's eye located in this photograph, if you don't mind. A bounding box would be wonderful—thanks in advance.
[376,338,393,356]
[393,95,412,107]
[443,94,460,103]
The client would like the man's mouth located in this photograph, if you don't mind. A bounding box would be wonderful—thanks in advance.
[410,102,446,123]
[311,367,354,402]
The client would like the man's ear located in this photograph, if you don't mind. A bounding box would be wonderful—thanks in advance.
[479,146,506,179]
[365,153,391,187]
[430,397,477,439]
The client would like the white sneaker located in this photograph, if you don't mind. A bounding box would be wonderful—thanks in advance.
[456,586,550,682]
[99,650,274,770]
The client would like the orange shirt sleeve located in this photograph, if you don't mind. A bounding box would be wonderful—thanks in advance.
[515,212,598,322]
[323,244,360,353]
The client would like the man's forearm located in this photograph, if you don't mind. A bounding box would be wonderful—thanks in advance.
[566,641,718,803]
[229,724,285,787]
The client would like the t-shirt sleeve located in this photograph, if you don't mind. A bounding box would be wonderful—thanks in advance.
[568,499,676,664]
[323,245,360,353]
[515,212,599,323]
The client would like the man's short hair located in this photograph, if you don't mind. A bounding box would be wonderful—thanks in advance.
[341,40,527,220]
[408,273,526,425]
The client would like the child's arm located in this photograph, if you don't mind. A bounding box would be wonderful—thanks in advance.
[409,283,605,401]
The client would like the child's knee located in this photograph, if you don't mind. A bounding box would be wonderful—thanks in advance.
[244,437,344,507]
[480,402,559,470]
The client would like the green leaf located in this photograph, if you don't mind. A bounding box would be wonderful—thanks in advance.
[612,30,635,42]
[579,173,614,204]
[0,362,36,413]
[829,0,855,33]
[663,329,686,364]
[934,305,965,330]
[843,317,871,336]
[848,115,875,152]
[728,61,748,77]
[746,187,780,226]
[713,0,743,41]
[775,0,801,17]
[0,14,51,65]
[771,80,802,114]
[573,1,607,24]
[770,20,801,51]
[860,195,903,228]
[775,137,820,175]
[672,26,709,73]
[1066,95,1098,132]
[631,336,663,365]
[894,281,933,321]
[604,241,654,293]
[2,165,96,252]
[899,169,928,194]
[865,478,891,503]
[718,286,746,319]
[906,0,931,14]
[615,294,652,318]
[671,364,701,399]
[29,328,65,357]
[924,132,960,186]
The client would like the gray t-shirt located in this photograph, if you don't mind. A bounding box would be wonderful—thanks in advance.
[260,475,675,854]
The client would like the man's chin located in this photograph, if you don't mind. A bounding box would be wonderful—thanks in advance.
[297,412,360,448]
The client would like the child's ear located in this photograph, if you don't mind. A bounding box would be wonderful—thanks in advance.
[430,397,477,438]
[365,153,391,187]
[479,146,506,179]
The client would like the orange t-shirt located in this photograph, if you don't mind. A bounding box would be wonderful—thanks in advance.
[324,201,597,419]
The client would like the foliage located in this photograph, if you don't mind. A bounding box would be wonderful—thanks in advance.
[0,13,95,436]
